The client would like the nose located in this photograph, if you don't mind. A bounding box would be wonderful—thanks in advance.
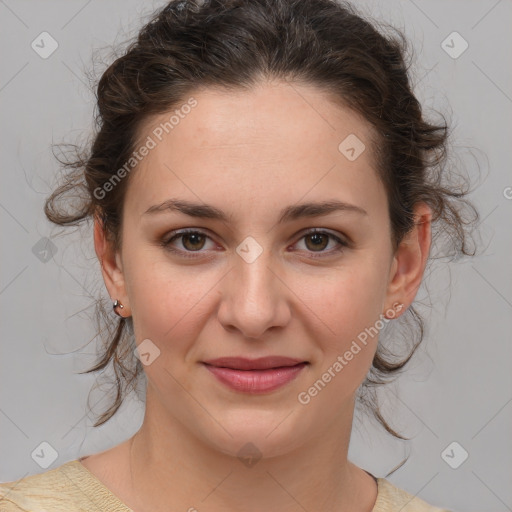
[216,247,291,340]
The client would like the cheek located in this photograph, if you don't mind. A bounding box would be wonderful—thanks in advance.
[124,251,217,348]
[125,258,214,392]
[297,282,384,409]
[303,259,389,395]
[313,262,387,339]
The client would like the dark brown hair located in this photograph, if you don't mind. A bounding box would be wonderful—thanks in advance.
[44,0,479,470]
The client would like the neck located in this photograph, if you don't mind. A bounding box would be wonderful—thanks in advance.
[125,389,377,512]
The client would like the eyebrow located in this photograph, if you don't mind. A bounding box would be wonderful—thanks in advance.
[144,198,367,223]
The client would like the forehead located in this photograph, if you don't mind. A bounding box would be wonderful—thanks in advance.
[125,80,384,222]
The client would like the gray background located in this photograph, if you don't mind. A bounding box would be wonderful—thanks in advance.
[1,1,511,511]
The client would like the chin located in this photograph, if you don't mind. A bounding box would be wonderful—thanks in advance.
[195,408,310,461]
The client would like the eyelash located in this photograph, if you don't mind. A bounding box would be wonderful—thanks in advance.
[160,228,349,260]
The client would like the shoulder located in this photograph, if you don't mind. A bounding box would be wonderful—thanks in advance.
[373,477,452,512]
[0,460,133,512]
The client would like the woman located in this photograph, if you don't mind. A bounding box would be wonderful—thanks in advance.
[0,0,478,510]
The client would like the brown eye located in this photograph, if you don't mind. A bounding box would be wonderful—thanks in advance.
[304,232,330,252]
[294,229,348,258]
[180,232,206,251]
[161,229,215,258]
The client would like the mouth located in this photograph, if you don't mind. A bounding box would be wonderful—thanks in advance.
[202,356,309,393]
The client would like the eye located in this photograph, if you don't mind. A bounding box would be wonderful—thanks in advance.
[161,229,216,258]
[161,228,349,259]
[293,228,348,258]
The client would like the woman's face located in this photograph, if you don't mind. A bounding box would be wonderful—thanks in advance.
[99,79,417,458]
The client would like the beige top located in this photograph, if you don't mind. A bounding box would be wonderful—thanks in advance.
[0,460,451,512]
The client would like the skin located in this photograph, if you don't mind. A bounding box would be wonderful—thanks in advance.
[86,78,432,512]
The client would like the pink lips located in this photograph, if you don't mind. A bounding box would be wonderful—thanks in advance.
[202,356,308,394]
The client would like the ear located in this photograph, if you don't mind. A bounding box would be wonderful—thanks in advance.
[384,202,432,317]
[93,214,130,315]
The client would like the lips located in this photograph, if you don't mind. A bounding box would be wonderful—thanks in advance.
[202,356,308,393]
[202,356,306,370]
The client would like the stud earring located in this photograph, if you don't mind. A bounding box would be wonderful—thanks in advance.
[384,302,404,319]
[113,299,125,318]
